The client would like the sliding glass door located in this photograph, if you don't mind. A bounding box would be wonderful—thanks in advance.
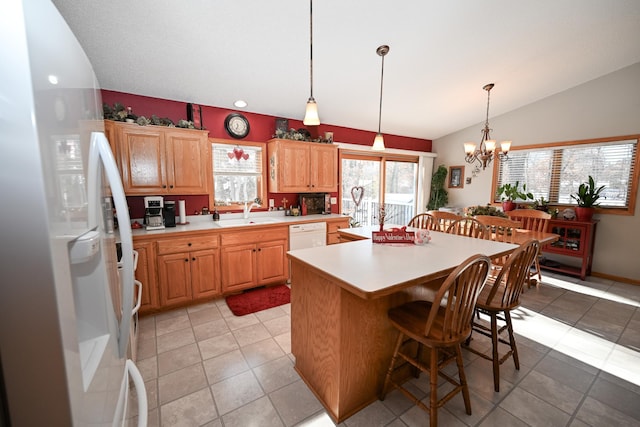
[341,154,418,227]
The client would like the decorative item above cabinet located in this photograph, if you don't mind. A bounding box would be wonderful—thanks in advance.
[267,138,337,193]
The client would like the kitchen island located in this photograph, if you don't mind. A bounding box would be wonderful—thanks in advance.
[287,227,519,422]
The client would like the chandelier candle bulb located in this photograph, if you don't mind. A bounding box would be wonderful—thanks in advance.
[501,141,512,153]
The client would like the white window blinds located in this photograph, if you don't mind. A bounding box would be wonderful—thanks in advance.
[495,138,638,210]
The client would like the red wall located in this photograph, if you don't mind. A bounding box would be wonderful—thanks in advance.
[103,90,432,219]
[102,90,432,151]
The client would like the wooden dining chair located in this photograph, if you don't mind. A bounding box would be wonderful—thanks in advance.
[427,210,462,232]
[474,215,523,275]
[407,213,437,230]
[446,217,488,239]
[380,254,491,427]
[464,239,540,392]
[506,209,551,285]
[474,215,523,244]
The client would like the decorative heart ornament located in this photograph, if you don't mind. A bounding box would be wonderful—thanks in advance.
[351,186,364,208]
[227,152,235,159]
[242,153,249,160]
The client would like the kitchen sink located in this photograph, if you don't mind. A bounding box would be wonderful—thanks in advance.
[215,217,281,227]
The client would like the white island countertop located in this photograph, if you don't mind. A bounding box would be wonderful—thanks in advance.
[287,226,517,299]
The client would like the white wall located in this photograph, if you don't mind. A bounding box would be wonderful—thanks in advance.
[432,62,640,282]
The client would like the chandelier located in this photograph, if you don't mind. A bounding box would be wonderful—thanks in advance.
[464,83,511,170]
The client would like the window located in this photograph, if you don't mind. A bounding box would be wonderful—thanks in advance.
[341,153,418,226]
[492,135,639,215]
[211,140,267,210]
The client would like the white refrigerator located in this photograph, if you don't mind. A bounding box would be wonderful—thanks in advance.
[0,0,147,425]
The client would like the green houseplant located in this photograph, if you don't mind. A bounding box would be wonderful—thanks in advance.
[427,165,449,211]
[570,175,605,221]
[496,181,533,211]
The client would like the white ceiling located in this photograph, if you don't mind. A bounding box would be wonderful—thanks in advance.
[52,0,640,141]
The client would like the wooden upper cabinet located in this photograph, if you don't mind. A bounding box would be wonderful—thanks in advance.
[110,121,209,195]
[310,144,338,191]
[268,139,338,193]
[165,130,209,194]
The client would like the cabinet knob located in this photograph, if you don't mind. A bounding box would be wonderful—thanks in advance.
[170,185,174,189]
[192,257,196,261]
[188,243,192,246]
[258,248,262,252]
[162,185,167,189]
[184,258,189,262]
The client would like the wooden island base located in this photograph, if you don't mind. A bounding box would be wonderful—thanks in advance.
[290,258,442,423]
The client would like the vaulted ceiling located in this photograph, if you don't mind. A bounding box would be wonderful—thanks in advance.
[53,0,640,140]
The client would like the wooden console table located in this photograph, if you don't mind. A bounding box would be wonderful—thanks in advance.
[541,219,598,280]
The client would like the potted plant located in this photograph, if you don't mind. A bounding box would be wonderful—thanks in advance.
[533,196,550,212]
[466,204,508,218]
[496,181,533,212]
[427,165,449,210]
[570,175,605,221]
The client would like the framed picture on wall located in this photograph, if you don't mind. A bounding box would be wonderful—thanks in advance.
[186,103,203,129]
[448,165,464,189]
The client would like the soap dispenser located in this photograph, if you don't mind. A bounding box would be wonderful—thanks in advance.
[212,209,220,221]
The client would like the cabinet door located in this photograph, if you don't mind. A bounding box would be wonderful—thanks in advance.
[118,126,166,194]
[310,144,338,192]
[133,241,158,314]
[191,248,221,299]
[221,243,257,292]
[157,252,193,307]
[165,130,209,194]
[256,239,288,285]
[279,143,311,192]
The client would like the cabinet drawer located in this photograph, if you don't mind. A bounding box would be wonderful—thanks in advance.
[157,234,219,254]
[221,227,288,246]
[327,233,341,245]
[327,219,349,233]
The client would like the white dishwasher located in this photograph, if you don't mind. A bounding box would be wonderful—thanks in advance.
[289,222,327,250]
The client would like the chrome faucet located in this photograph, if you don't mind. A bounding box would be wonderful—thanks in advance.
[243,201,260,219]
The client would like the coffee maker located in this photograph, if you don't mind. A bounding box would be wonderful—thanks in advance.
[144,196,165,230]
[163,201,176,227]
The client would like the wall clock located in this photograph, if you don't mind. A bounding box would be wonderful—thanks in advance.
[224,113,250,139]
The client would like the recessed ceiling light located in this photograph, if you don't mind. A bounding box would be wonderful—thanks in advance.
[234,100,247,108]
[48,75,59,85]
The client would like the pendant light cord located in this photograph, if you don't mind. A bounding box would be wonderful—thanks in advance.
[378,53,384,134]
[309,0,314,99]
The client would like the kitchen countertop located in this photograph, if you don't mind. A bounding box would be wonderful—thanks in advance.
[287,225,517,299]
[130,212,348,237]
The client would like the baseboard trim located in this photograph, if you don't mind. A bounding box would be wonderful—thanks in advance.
[591,271,640,286]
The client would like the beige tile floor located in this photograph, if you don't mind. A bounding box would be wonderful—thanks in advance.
[134,271,640,426]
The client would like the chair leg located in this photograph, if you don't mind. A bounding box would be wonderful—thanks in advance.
[504,311,520,370]
[455,345,472,415]
[380,331,404,400]
[430,347,439,427]
[490,313,500,392]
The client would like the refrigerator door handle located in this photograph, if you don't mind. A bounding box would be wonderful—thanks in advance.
[87,131,134,358]
[113,359,148,427]
[132,280,142,316]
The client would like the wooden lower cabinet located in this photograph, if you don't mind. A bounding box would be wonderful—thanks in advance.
[133,241,159,315]
[221,227,289,293]
[156,234,221,308]
[327,218,350,245]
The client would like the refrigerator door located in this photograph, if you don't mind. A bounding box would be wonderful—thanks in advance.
[0,0,145,425]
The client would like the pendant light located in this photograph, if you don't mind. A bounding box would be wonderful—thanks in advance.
[372,45,389,151]
[303,0,320,126]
